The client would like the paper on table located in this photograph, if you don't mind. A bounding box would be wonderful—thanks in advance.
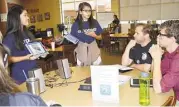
[91,65,119,103]
[118,75,131,85]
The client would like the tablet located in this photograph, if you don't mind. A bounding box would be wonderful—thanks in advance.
[130,78,153,87]
[64,34,79,44]
[119,68,133,73]
[25,42,49,56]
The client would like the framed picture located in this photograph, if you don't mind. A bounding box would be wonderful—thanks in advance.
[44,12,50,20]
[25,42,49,55]
[37,14,43,22]
[30,15,36,23]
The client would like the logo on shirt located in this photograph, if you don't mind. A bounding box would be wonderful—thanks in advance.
[142,52,147,61]
[23,39,30,44]
[136,60,140,64]
[78,28,97,33]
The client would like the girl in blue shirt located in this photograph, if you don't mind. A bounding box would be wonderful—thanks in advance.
[3,5,40,84]
[71,2,103,66]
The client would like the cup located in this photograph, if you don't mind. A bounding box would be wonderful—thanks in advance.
[51,42,55,51]
[47,31,52,37]
[26,77,40,96]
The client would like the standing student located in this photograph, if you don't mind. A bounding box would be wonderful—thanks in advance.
[71,2,103,66]
[112,15,119,26]
[3,5,40,84]
[111,15,119,33]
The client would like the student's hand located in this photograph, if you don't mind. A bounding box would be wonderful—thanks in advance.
[26,54,40,60]
[126,40,136,49]
[149,45,163,59]
[40,53,48,58]
[85,31,96,38]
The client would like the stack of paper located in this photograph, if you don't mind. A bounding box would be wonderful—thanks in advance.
[109,64,133,70]
[118,75,131,85]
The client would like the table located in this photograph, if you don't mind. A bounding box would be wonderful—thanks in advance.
[47,46,63,52]
[19,67,173,106]
[110,33,129,38]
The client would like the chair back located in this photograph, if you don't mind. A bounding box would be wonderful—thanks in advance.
[62,44,77,66]
[162,96,177,106]
[101,31,111,47]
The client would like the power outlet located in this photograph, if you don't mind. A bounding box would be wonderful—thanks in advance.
[0,13,7,22]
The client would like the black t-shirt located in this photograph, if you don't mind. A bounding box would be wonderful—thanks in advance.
[129,41,153,64]
[112,19,119,25]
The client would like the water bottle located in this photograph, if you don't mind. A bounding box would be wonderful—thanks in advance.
[139,72,150,106]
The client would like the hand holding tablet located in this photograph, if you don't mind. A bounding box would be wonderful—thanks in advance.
[26,42,49,57]
[27,54,40,60]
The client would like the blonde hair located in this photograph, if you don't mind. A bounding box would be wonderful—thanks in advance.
[0,44,20,94]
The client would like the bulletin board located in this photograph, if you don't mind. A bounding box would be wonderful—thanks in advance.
[97,12,114,29]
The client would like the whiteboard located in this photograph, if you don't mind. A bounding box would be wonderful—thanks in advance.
[97,12,114,28]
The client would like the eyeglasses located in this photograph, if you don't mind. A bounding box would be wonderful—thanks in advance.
[158,33,168,37]
[82,10,92,13]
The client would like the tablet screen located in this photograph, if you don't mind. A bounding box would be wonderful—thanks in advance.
[26,42,48,55]
[131,78,153,87]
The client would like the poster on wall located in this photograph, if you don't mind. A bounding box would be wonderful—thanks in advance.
[30,15,36,23]
[37,14,43,22]
[44,12,50,20]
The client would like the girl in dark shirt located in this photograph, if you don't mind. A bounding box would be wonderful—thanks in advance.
[71,2,103,66]
[3,5,41,84]
[112,15,119,33]
[112,15,119,26]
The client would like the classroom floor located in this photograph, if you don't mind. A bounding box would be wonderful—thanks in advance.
[100,49,122,65]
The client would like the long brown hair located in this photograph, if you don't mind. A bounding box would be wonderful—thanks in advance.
[6,5,34,50]
[0,44,20,94]
[75,2,95,31]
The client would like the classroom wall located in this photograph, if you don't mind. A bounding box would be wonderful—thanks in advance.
[22,0,61,36]
[111,0,120,18]
[7,0,21,5]
[0,0,8,35]
[120,0,179,20]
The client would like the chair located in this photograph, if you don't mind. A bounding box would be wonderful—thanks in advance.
[162,96,176,106]
[36,52,63,73]
[62,44,77,66]
[101,31,120,54]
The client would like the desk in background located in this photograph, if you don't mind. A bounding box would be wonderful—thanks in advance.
[109,33,132,54]
[19,67,173,106]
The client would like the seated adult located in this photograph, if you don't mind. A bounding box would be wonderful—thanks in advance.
[122,23,154,72]
[149,20,179,103]
[0,44,47,106]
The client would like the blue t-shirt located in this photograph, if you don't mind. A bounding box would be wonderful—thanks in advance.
[3,33,37,84]
[0,92,47,106]
[70,20,103,44]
